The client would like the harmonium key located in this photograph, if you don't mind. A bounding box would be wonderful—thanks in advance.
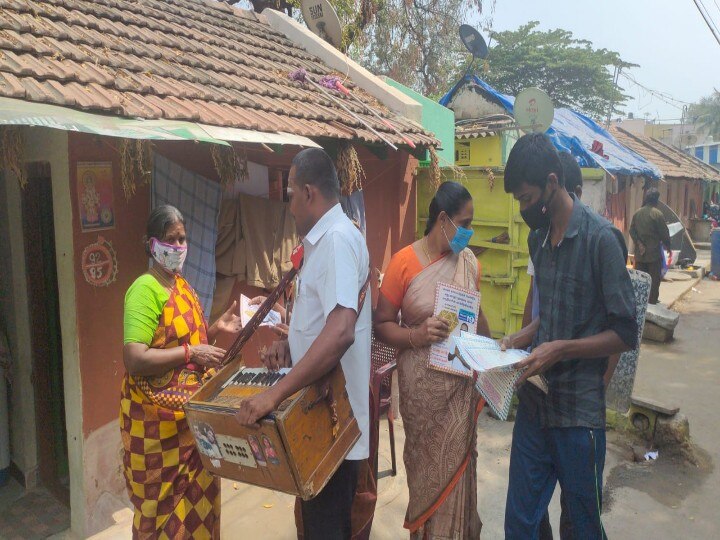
[216,367,291,400]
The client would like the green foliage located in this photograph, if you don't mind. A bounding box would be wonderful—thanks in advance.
[355,0,485,98]
[690,91,720,138]
[482,22,637,120]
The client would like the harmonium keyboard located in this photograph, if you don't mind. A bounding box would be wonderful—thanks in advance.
[185,363,360,500]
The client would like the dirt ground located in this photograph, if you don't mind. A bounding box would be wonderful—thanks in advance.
[219,280,720,539]
[87,278,720,539]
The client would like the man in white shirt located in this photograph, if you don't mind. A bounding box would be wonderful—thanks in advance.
[236,148,371,539]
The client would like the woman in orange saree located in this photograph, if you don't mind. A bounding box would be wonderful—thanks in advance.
[374,182,491,539]
[121,205,241,539]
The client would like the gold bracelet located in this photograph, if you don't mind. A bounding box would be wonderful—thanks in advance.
[408,328,417,349]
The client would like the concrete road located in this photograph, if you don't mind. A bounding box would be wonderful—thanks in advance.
[603,279,719,539]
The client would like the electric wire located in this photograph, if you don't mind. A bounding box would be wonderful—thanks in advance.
[692,0,720,46]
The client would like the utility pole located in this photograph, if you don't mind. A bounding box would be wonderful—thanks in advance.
[679,104,688,149]
[606,64,621,128]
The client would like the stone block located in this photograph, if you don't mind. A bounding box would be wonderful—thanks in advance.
[645,303,680,330]
[642,321,674,342]
[655,413,690,446]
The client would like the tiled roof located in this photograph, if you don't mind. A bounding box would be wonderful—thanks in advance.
[455,115,515,139]
[0,0,435,146]
[610,126,720,182]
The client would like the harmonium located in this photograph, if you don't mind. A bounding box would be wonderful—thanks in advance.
[184,259,360,500]
[185,362,360,499]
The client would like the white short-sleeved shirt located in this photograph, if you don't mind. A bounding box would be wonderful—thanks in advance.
[288,204,371,460]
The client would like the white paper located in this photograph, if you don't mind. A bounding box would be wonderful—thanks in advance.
[451,332,547,420]
[240,294,282,328]
[428,283,480,377]
[452,332,529,372]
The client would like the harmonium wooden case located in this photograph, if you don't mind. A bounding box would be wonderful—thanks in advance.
[184,359,360,500]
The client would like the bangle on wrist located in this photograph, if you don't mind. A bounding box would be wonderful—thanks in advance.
[182,343,190,364]
[408,328,417,349]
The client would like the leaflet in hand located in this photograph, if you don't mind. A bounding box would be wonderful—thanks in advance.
[427,283,480,378]
[240,294,282,328]
[452,332,547,421]
[452,333,528,372]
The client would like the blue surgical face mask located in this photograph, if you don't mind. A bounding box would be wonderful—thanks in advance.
[443,217,473,254]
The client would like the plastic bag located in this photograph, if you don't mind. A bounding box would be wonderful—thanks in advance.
[660,245,668,278]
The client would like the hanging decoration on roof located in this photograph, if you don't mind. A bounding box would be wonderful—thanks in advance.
[484,167,496,191]
[211,145,249,188]
[336,142,365,195]
[81,235,118,287]
[428,147,442,191]
[119,139,153,200]
[0,127,27,189]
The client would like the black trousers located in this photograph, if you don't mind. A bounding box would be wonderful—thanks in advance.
[636,260,662,304]
[300,459,359,540]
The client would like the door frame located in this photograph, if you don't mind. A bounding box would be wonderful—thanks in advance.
[8,129,86,535]
[21,163,69,504]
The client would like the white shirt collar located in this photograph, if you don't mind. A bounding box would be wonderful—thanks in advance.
[303,203,344,246]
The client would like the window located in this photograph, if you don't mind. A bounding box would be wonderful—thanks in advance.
[709,145,718,165]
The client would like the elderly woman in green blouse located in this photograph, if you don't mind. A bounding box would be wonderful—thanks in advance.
[120,205,241,538]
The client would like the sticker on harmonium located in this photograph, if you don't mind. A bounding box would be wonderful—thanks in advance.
[216,434,258,468]
[191,421,223,460]
[248,435,267,467]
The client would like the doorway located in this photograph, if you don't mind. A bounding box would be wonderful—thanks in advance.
[21,162,69,504]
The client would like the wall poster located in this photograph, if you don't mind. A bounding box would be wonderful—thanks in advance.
[77,161,115,232]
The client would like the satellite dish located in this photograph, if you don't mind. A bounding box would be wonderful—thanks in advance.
[459,25,489,60]
[301,0,343,50]
[514,87,555,134]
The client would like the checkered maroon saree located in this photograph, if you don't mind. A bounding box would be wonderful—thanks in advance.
[120,275,220,539]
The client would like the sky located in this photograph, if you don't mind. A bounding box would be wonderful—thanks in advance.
[474,0,720,122]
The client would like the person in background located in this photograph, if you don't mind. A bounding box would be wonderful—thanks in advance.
[374,181,491,539]
[121,205,242,538]
[629,188,671,304]
[501,134,637,540]
[235,148,371,540]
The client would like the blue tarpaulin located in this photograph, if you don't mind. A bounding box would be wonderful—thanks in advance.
[440,76,662,180]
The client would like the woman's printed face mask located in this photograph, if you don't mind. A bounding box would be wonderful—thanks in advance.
[150,237,187,273]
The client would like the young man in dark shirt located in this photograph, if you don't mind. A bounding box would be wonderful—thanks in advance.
[502,133,638,539]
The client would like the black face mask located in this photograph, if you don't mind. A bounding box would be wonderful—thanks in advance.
[521,186,556,231]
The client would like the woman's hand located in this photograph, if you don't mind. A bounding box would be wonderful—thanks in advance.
[413,316,450,347]
[189,344,226,369]
[215,301,243,335]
